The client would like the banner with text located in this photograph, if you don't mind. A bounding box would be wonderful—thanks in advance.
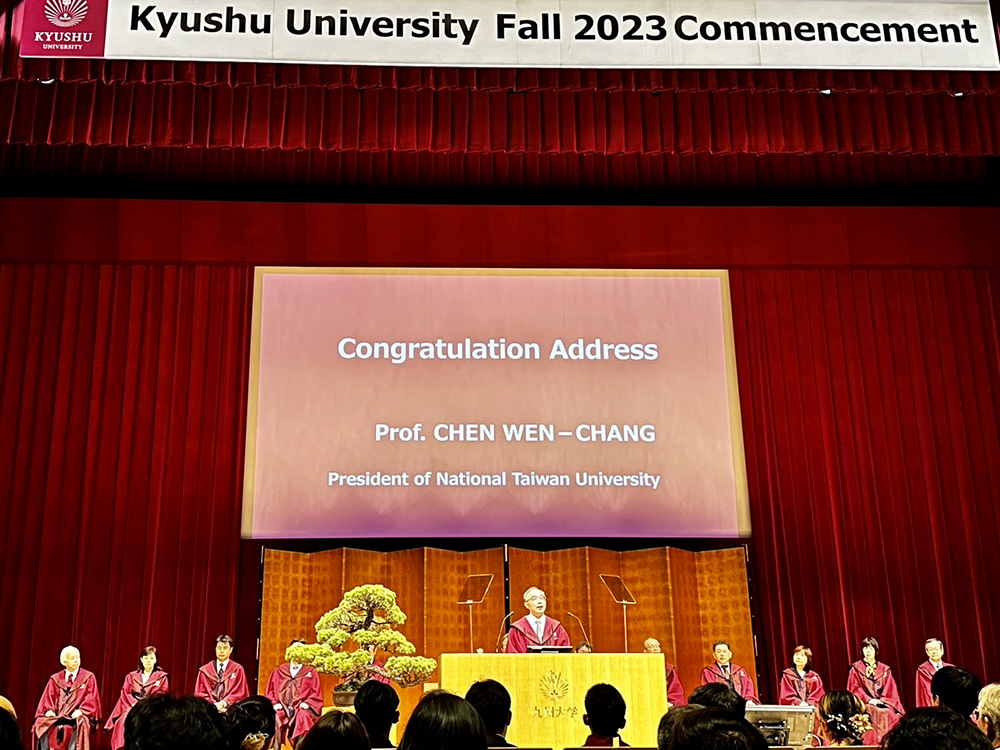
[242,269,750,539]
[20,0,1000,70]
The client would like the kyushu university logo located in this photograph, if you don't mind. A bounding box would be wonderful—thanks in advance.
[44,0,88,27]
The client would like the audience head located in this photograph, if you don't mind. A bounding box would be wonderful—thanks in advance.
[215,635,234,662]
[464,679,511,738]
[644,638,662,654]
[861,637,879,662]
[575,642,593,653]
[931,666,982,717]
[687,684,746,720]
[398,689,487,750]
[977,683,1000,747]
[657,705,701,750]
[791,645,813,672]
[0,696,15,719]
[125,694,224,750]
[0,705,23,750]
[138,646,159,673]
[583,683,627,739]
[298,711,370,750]
[924,638,945,663]
[667,706,769,750]
[225,696,276,750]
[881,706,992,750]
[817,691,870,745]
[354,680,400,740]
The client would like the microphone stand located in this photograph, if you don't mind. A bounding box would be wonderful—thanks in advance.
[565,611,592,650]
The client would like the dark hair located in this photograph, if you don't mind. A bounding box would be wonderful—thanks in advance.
[817,691,868,745]
[124,694,224,750]
[668,706,769,750]
[712,640,731,651]
[791,645,813,672]
[881,706,992,750]
[225,697,276,750]
[137,646,160,673]
[687,684,746,720]
[398,690,487,750]
[931,666,982,717]
[464,680,511,736]
[216,635,235,647]
[584,683,627,739]
[861,637,880,658]
[657,705,700,750]
[288,639,306,648]
[575,642,593,653]
[298,711,370,750]
[0,706,23,750]
[354,681,400,739]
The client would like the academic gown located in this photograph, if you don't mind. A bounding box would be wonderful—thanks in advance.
[700,663,758,703]
[264,663,323,745]
[104,670,169,750]
[32,670,102,750]
[778,668,826,706]
[847,660,904,740]
[505,616,571,653]
[914,660,952,708]
[665,663,686,707]
[194,660,249,710]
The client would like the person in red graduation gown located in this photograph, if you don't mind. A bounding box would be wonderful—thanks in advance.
[265,640,323,747]
[643,638,686,708]
[194,635,249,714]
[846,636,904,741]
[779,645,826,706]
[32,646,102,750]
[104,646,169,750]
[505,587,571,653]
[915,637,952,708]
[700,640,758,704]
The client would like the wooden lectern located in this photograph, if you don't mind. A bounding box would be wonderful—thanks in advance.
[440,653,668,749]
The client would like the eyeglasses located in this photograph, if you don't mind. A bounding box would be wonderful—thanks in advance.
[973,709,982,721]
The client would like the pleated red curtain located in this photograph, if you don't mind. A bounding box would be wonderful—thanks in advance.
[0,264,252,727]
[731,269,1000,705]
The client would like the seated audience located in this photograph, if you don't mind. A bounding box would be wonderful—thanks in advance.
[816,691,874,746]
[354,681,400,748]
[575,643,593,654]
[124,694,225,750]
[582,683,628,746]
[0,706,24,750]
[880,706,991,750]
[298,711,370,750]
[976,683,1000,747]
[398,690,487,750]
[930,666,982,718]
[465,680,514,747]
[225,697,276,750]
[656,705,701,750]
[686,684,746,720]
[664,706,768,750]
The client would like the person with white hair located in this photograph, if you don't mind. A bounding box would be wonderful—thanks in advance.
[31,645,102,750]
[505,587,570,653]
[976,683,1000,747]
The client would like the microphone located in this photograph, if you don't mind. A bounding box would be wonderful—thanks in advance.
[565,611,592,651]
[495,611,515,652]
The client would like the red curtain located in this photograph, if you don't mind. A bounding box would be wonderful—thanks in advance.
[732,269,1000,704]
[0,265,252,729]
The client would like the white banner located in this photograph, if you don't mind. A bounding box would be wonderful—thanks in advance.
[20,0,1000,70]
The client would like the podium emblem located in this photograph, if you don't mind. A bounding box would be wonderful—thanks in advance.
[539,670,570,702]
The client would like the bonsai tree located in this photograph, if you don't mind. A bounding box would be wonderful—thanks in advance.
[286,584,437,691]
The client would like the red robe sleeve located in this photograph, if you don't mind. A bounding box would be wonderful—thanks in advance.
[223,663,250,705]
[551,622,570,647]
[778,670,800,705]
[735,666,758,703]
[665,663,686,707]
[808,672,826,705]
[106,674,137,728]
[291,669,323,741]
[879,667,903,714]
[194,665,214,701]
[914,662,949,708]
[847,663,865,702]
[505,622,531,653]
[264,668,283,707]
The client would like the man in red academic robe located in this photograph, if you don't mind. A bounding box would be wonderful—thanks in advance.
[505,587,571,653]
[643,638,686,707]
[265,640,323,747]
[32,646,102,750]
[915,637,952,708]
[194,635,249,714]
[700,641,758,704]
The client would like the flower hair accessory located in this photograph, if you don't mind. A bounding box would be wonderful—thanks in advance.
[849,712,873,737]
